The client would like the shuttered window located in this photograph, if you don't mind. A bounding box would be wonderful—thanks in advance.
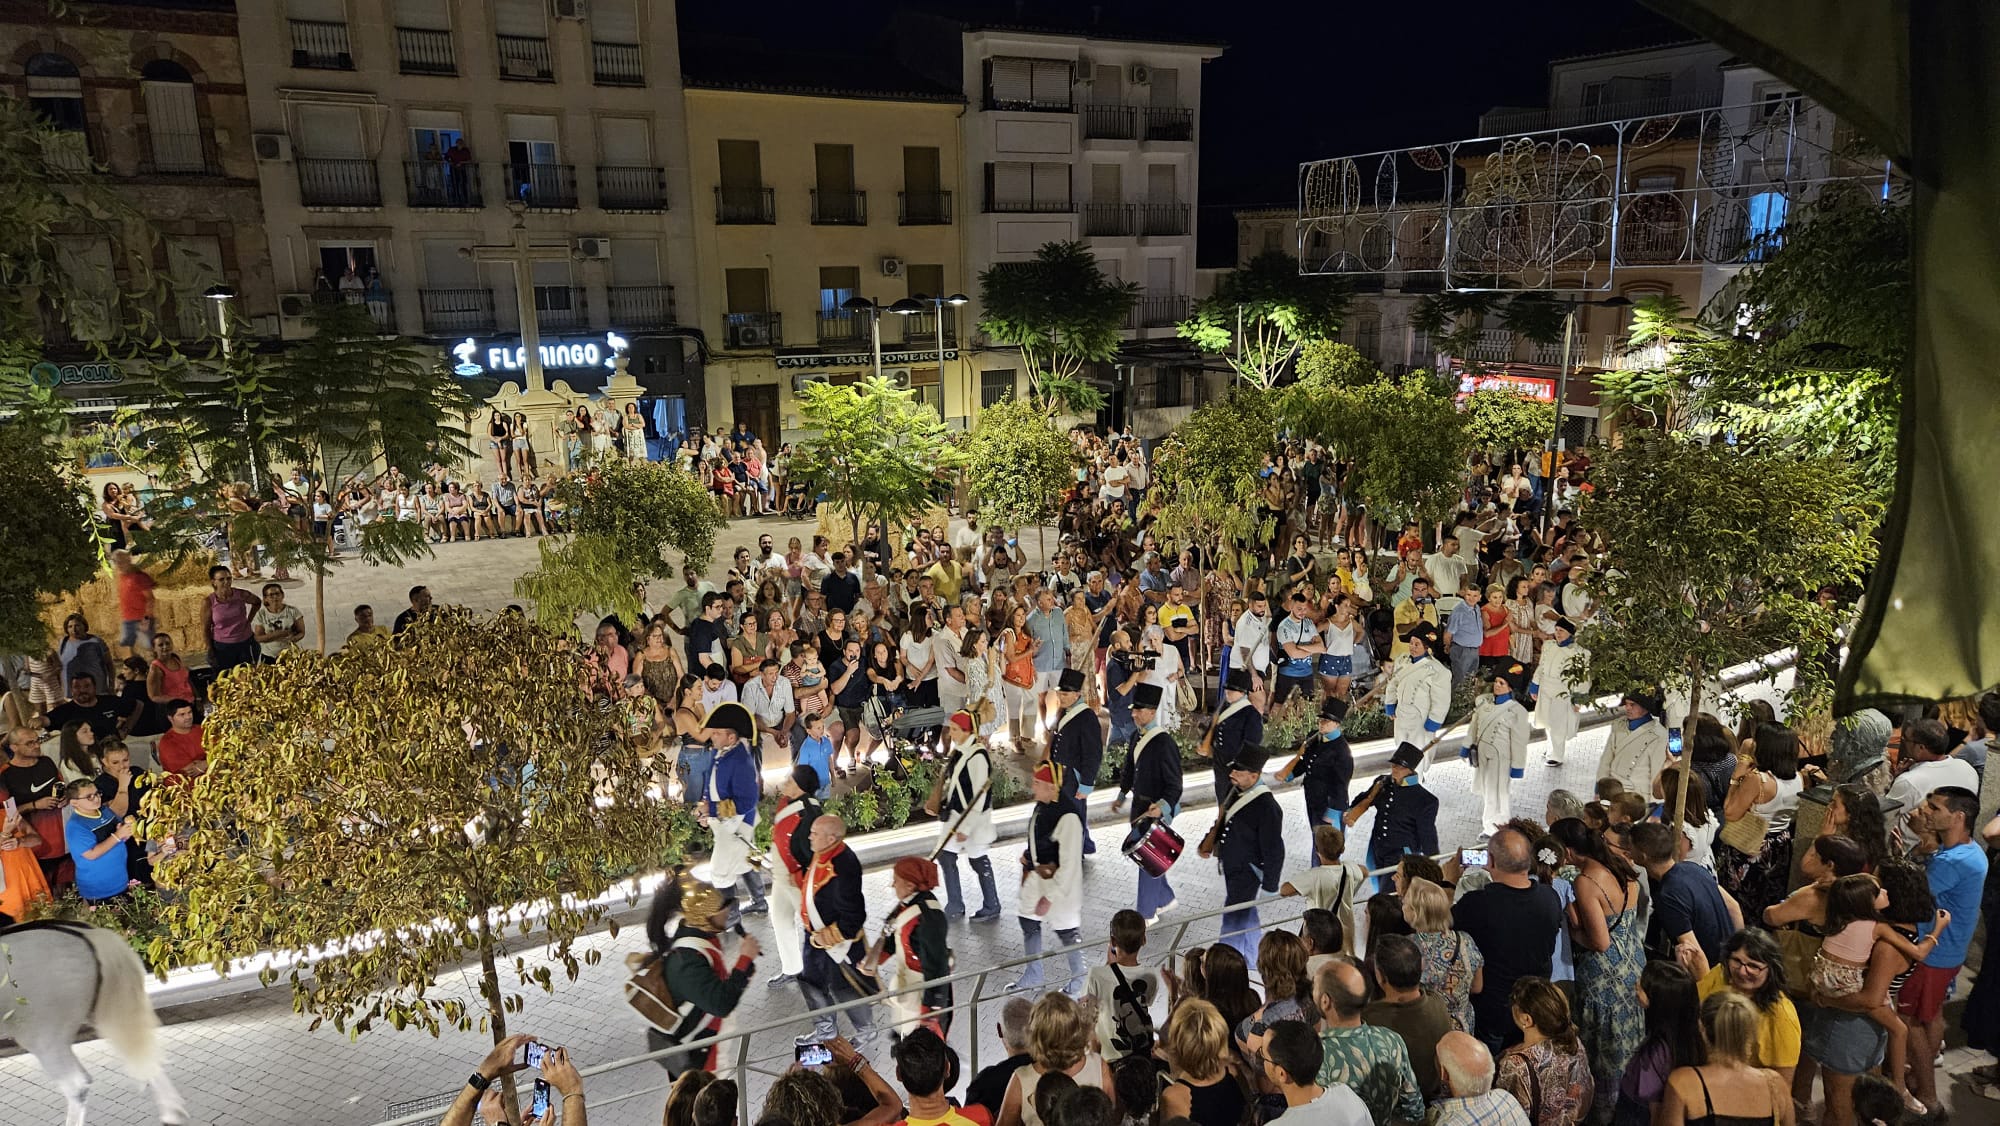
[592,0,638,44]
[492,0,543,37]
[598,117,650,164]
[1033,163,1070,206]
[608,239,658,285]
[423,238,478,288]
[725,269,768,314]
[393,0,448,29]
[986,56,1071,109]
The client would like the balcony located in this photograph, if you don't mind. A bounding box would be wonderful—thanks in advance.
[606,284,676,329]
[420,288,495,335]
[985,189,1072,214]
[1128,294,1188,330]
[724,311,781,348]
[898,190,952,225]
[1142,106,1194,142]
[496,34,552,81]
[302,289,398,334]
[814,309,866,346]
[810,188,867,226]
[289,19,353,70]
[1529,338,1565,366]
[396,27,455,75]
[507,162,578,210]
[1138,202,1189,237]
[1082,203,1133,237]
[533,286,587,331]
[405,160,483,209]
[716,185,774,224]
[1469,328,1516,364]
[597,165,666,211]
[138,132,220,177]
[1082,104,1137,140]
[897,311,958,348]
[592,41,643,86]
[297,158,381,208]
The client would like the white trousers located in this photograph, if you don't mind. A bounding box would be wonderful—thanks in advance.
[768,871,804,976]
[1540,698,1579,764]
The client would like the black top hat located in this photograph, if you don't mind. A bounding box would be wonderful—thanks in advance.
[1057,667,1086,693]
[1389,741,1426,770]
[1494,662,1530,695]
[1552,616,1577,636]
[1133,683,1164,710]
[1620,689,1662,715]
[1320,697,1349,722]
[1406,622,1438,647]
[791,764,822,795]
[702,700,756,740]
[1224,667,1253,694]
[1229,743,1272,774]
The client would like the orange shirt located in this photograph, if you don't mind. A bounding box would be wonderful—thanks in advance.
[117,570,156,620]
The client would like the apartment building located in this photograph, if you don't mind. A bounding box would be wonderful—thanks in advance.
[4,0,276,410]
[894,14,1223,433]
[679,42,967,442]
[237,0,698,409]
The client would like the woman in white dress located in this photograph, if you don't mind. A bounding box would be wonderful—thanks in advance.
[1141,625,1182,732]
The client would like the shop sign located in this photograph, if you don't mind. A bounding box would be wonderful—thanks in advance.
[776,347,960,370]
[1455,371,1555,402]
[453,333,622,377]
[30,359,123,388]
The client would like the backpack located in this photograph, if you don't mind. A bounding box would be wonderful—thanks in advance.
[1106,963,1157,1057]
[623,936,709,1033]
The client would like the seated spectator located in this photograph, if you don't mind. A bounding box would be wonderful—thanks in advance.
[62,779,136,905]
[45,673,125,740]
[1495,977,1594,1126]
[1431,1030,1531,1126]
[1659,992,1791,1126]
[0,773,53,922]
[1260,1018,1370,1125]
[437,1035,586,1126]
[1311,958,1423,1124]
[1633,822,1735,965]
[998,992,1113,1126]
[893,1027,985,1125]
[156,699,207,779]
[764,1068,847,1126]
[965,998,1033,1119]
[1363,933,1454,1100]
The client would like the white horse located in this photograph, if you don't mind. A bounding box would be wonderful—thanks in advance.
[1,921,189,1125]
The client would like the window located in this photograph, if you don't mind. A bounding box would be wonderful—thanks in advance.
[1631,169,1679,192]
[985,56,1073,110]
[1757,83,1803,119]
[818,266,859,313]
[725,268,769,314]
[1152,367,1185,409]
[315,242,379,292]
[981,369,1017,408]
[26,54,88,167]
[56,237,116,340]
[905,264,943,301]
[1744,191,1789,260]
[1261,226,1281,253]
[1579,82,1606,114]
[140,60,204,173]
[986,161,1070,212]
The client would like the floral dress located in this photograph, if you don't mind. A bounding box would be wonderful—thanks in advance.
[1508,598,1539,663]
[1497,1039,1595,1126]
[1574,885,1646,1113]
[1201,568,1240,662]
[1413,928,1484,1035]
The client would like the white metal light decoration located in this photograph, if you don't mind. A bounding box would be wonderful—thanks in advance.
[605,331,630,370]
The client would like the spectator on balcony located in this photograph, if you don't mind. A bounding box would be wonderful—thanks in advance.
[445,137,472,204]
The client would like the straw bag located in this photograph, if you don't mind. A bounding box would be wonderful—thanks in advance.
[1717,808,1770,854]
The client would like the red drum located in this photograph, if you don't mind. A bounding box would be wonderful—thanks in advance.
[1122,817,1184,877]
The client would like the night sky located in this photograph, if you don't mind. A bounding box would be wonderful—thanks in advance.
[677,0,1698,262]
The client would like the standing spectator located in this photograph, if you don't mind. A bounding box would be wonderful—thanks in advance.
[251,583,305,662]
[45,673,126,740]
[62,779,135,905]
[392,585,434,636]
[1686,930,1799,1088]
[1495,977,1595,1126]
[1898,786,1986,1111]
[57,613,114,699]
[1274,592,1325,705]
[156,699,207,779]
[1883,719,1977,851]
[0,771,53,922]
[967,997,1035,1121]
[1551,818,1646,1111]
[1453,829,1564,1053]
[1311,958,1424,1125]
[1444,581,1484,689]
[996,992,1112,1126]
[345,605,393,651]
[1260,1018,1372,1126]
[1633,822,1735,966]
[1154,999,1245,1126]
[822,553,862,616]
[1716,724,1806,923]
[1403,877,1484,1036]
[3,724,66,888]
[1658,992,1794,1126]
[1024,588,1069,718]
[1613,961,1704,1126]
[1430,1031,1532,1126]
[893,1027,984,1126]
[1363,932,1455,1099]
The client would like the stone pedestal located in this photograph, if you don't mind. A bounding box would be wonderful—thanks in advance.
[483,383,582,482]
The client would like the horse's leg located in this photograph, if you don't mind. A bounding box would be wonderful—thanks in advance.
[27,1037,91,1126]
[146,1071,190,1125]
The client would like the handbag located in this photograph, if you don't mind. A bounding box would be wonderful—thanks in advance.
[1176,678,1198,714]
[1717,783,1771,854]
[1003,649,1036,689]
[1773,924,1824,998]
[623,951,679,1033]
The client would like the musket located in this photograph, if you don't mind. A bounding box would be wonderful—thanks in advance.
[1338,716,1467,827]
[1276,678,1388,781]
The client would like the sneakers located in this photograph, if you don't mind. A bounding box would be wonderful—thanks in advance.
[970,904,1002,922]
[739,900,770,916]
[766,972,797,988]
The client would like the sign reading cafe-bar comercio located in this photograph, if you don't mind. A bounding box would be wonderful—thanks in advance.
[775,347,961,370]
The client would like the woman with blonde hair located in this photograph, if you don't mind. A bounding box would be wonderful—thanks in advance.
[1157,999,1248,1124]
[996,991,1114,1126]
[1659,991,1793,1126]
[1235,929,1313,1061]
[1402,876,1484,1034]
[1497,976,1596,1126]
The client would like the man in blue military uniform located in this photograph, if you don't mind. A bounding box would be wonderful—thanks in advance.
[699,701,766,927]
[1199,743,1284,962]
[1283,697,1355,857]
[1047,667,1103,855]
[1114,682,1184,922]
[1205,666,1264,804]
[1345,741,1440,891]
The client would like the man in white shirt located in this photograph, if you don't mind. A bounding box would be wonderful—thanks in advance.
[1886,718,1980,849]
[951,515,983,559]
[698,662,738,714]
[753,532,784,588]
[1232,592,1273,695]
[1258,1019,1371,1126]
[740,658,795,760]
[933,603,969,715]
[1424,538,1472,603]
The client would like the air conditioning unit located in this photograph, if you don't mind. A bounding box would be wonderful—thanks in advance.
[731,323,774,348]
[883,366,912,388]
[880,257,905,278]
[253,132,292,163]
[1128,63,1152,85]
[1076,58,1097,81]
[791,372,829,393]
[278,293,315,336]
[574,236,611,259]
[552,0,586,18]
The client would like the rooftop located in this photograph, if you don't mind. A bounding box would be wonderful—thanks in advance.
[680,34,965,103]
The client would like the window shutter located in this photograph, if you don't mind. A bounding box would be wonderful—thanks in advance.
[492,0,544,38]
[1030,59,1072,107]
[393,0,449,30]
[608,239,659,285]
[423,239,479,288]
[1032,163,1069,208]
[592,0,638,45]
[993,161,1031,205]
[598,117,650,164]
[989,57,1031,106]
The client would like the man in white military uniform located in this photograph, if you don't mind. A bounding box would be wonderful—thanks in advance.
[1529,616,1589,766]
[1600,691,1670,797]
[1011,759,1085,995]
[1383,623,1452,771]
[1464,663,1535,838]
[935,711,999,921]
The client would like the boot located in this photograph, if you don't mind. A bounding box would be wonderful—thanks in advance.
[939,850,966,918]
[1011,918,1044,991]
[970,856,1001,921]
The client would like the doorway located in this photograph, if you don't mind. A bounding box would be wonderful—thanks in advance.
[731,384,780,448]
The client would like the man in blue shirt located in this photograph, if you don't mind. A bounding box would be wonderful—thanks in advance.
[1273,592,1324,705]
[63,780,135,905]
[1902,785,1988,1109]
[1633,821,1731,966]
[1444,580,1483,690]
[1024,588,1070,709]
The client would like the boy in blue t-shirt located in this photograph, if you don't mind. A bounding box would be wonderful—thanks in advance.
[62,780,135,904]
[795,712,834,799]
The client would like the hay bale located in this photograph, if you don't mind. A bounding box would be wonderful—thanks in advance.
[38,553,219,649]
[812,504,951,551]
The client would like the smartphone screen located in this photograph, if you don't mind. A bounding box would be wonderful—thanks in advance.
[518,1040,548,1069]
[530,1079,550,1119]
[1460,848,1489,868]
[1668,727,1684,756]
[3,796,15,820]
[795,1041,833,1069]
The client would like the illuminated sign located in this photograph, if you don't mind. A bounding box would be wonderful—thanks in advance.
[458,332,626,375]
[776,347,960,370]
[30,360,122,388]
[1456,372,1556,402]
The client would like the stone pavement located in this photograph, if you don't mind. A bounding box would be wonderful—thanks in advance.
[41,675,1979,1126]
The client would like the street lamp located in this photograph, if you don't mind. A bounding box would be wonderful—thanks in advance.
[890,292,968,408]
[1546,293,1631,527]
[203,284,259,491]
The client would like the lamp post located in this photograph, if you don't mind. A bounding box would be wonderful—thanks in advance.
[203,283,258,492]
[1545,293,1630,529]
[841,295,889,381]
[889,291,968,411]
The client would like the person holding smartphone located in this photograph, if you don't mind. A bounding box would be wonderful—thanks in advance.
[438,1034,587,1126]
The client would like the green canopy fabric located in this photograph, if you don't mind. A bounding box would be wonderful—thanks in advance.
[1646,0,1999,704]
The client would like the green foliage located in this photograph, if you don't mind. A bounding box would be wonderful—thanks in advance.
[792,375,963,547]
[1576,434,1880,717]
[1294,341,1386,388]
[1410,292,1500,362]
[977,242,1139,411]
[1498,293,1569,345]
[152,609,689,1037]
[1283,373,1468,527]
[1178,252,1349,388]
[1462,389,1557,454]
[1624,294,1701,349]
[516,458,724,629]
[1148,388,1277,550]
[966,397,1076,532]
[0,422,100,653]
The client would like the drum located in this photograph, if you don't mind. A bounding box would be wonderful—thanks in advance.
[1121,817,1185,877]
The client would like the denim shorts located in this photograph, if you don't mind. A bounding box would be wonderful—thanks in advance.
[120,618,152,647]
[1800,1001,1887,1076]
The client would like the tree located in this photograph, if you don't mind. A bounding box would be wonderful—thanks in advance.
[1409,291,1570,372]
[977,241,1138,415]
[1177,251,1348,388]
[1575,434,1879,831]
[0,422,100,653]
[153,610,691,1057]
[965,397,1075,554]
[1462,389,1557,456]
[515,458,726,630]
[791,375,964,550]
[1283,372,1468,529]
[1147,388,1277,559]
[1294,341,1386,388]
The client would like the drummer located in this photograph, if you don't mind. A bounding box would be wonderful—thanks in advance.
[1114,683,1184,922]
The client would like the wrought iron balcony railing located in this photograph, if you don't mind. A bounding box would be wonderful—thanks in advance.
[297,158,381,207]
[898,190,952,225]
[496,34,553,81]
[810,188,867,225]
[716,185,775,224]
[605,285,676,329]
[396,26,455,75]
[597,165,666,211]
[289,19,353,70]
[405,160,483,209]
